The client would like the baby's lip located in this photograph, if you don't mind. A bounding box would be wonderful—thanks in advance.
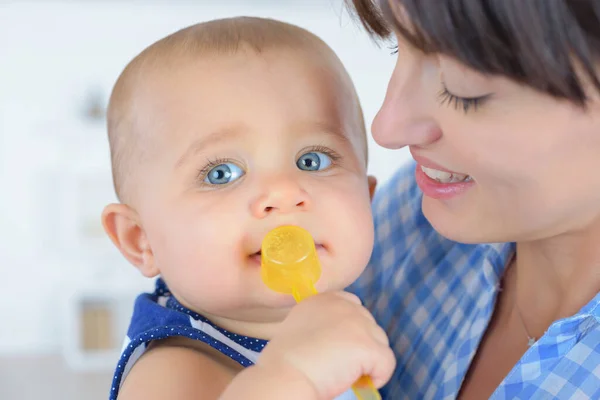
[249,243,326,260]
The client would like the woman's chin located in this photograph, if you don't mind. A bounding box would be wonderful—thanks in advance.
[422,201,520,245]
[422,198,491,244]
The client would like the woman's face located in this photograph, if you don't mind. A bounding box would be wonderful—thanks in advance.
[374,37,600,243]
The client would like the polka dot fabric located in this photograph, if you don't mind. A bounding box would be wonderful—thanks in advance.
[110,278,359,400]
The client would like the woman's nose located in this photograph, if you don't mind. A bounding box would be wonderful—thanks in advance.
[372,61,442,149]
[250,176,311,219]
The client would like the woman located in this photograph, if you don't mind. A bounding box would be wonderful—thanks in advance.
[347,0,600,399]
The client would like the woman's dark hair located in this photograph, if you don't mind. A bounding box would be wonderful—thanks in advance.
[347,0,600,105]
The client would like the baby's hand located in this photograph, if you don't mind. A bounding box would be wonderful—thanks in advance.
[258,291,395,399]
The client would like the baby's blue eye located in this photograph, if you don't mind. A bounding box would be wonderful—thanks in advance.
[296,152,332,171]
[204,163,244,185]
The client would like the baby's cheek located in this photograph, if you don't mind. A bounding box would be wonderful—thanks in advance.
[165,257,240,311]
[350,203,375,265]
[329,205,373,284]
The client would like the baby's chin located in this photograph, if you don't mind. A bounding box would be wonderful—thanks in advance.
[259,275,352,304]
[179,282,357,340]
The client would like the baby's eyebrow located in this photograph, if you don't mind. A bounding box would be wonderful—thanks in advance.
[174,120,352,169]
[175,125,246,169]
[291,120,352,146]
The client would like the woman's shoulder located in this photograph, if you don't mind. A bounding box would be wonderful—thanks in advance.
[370,161,441,258]
[351,162,511,307]
[370,161,498,261]
[372,161,423,227]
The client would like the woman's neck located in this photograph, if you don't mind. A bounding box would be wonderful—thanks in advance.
[513,220,600,338]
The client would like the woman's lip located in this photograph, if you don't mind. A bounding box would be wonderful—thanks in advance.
[409,149,465,175]
[415,164,475,200]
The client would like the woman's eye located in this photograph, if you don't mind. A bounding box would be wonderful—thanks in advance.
[438,81,492,113]
[204,163,244,185]
[296,152,332,171]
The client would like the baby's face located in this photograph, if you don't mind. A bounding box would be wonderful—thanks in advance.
[133,49,374,323]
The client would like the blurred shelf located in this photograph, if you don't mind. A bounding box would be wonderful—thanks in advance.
[60,279,152,372]
[0,354,111,400]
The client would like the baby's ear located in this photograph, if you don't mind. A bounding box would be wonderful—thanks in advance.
[368,175,377,200]
[101,204,159,278]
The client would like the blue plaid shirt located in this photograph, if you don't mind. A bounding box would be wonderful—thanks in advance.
[350,161,600,399]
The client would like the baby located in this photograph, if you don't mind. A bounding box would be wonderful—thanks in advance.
[101,16,394,400]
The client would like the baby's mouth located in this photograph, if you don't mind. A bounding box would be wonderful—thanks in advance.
[250,250,262,264]
[249,244,325,265]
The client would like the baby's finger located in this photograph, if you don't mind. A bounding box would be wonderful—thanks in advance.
[369,324,390,347]
[332,291,363,305]
[366,344,396,389]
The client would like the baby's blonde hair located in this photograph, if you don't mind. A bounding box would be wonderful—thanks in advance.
[107,17,366,203]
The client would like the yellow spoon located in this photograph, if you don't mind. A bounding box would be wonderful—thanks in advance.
[261,225,381,400]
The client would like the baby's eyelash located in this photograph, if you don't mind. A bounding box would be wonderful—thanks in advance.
[303,145,342,163]
[196,157,235,179]
[195,146,341,182]
[438,85,490,113]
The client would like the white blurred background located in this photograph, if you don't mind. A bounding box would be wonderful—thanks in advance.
[0,0,409,399]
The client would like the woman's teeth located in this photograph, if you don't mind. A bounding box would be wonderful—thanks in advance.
[421,166,471,183]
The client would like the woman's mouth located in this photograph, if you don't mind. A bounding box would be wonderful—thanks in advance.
[415,163,475,200]
[410,151,475,200]
[420,165,471,183]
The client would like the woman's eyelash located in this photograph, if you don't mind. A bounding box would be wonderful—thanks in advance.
[438,86,490,113]
[388,44,399,55]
